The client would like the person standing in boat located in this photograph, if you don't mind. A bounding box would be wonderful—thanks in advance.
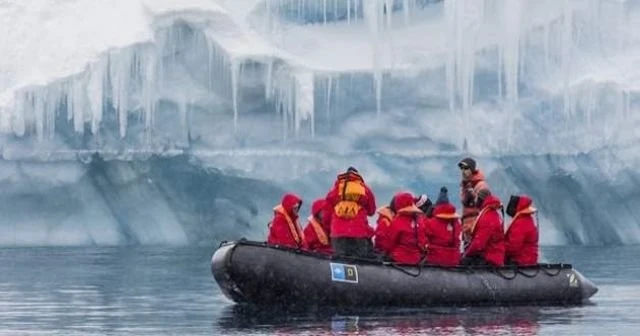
[458,157,491,246]
[267,193,306,249]
[303,198,333,255]
[325,167,377,258]
[504,195,539,266]
[373,196,396,255]
[461,190,505,266]
[385,192,425,265]
[420,187,462,267]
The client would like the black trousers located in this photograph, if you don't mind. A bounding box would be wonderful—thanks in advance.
[460,255,490,266]
[332,238,376,259]
[505,258,519,267]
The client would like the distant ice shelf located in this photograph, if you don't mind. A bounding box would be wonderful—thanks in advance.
[1,0,639,158]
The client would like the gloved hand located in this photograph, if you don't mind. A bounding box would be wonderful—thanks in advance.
[463,188,475,207]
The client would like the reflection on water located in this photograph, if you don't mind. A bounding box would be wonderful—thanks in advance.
[217,305,543,335]
[0,246,638,335]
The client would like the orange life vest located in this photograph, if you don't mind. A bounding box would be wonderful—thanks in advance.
[505,206,537,233]
[469,203,503,236]
[377,206,394,226]
[272,205,303,245]
[334,178,366,219]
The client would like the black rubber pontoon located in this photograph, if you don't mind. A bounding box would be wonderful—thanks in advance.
[211,240,598,307]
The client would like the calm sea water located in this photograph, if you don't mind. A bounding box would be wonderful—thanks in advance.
[0,245,637,335]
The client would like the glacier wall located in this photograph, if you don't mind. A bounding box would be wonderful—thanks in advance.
[1,0,640,245]
[0,154,285,246]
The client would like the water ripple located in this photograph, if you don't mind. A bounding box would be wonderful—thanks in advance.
[0,246,637,335]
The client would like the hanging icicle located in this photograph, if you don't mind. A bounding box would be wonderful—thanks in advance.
[362,0,386,116]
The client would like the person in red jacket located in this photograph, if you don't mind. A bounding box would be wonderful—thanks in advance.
[325,167,377,258]
[462,190,505,266]
[458,157,491,245]
[373,197,395,255]
[421,187,462,267]
[303,198,333,255]
[386,192,424,265]
[267,193,305,249]
[504,195,539,266]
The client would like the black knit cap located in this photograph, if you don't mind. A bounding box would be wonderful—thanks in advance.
[436,186,449,205]
[458,157,477,172]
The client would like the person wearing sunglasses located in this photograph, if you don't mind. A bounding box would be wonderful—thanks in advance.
[458,157,491,245]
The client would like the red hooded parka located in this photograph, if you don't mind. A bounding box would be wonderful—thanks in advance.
[386,192,424,265]
[303,198,333,255]
[267,193,305,249]
[464,194,505,267]
[422,202,462,267]
[505,195,539,266]
[373,206,394,254]
[325,170,376,239]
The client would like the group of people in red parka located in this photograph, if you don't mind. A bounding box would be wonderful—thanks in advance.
[267,158,539,267]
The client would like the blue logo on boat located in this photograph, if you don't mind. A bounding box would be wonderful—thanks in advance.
[330,262,358,283]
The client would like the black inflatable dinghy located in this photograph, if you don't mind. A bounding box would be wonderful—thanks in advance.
[211,240,598,307]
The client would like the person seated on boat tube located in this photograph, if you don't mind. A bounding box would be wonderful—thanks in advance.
[461,190,505,267]
[375,194,430,255]
[504,195,539,266]
[421,187,462,267]
[373,196,396,255]
[324,166,377,258]
[302,198,333,255]
[267,193,306,249]
[385,192,425,265]
[458,157,491,246]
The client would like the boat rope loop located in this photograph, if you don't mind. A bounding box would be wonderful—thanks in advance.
[493,265,563,279]
[540,265,563,276]
[493,264,562,280]
[493,267,518,280]
[516,268,540,278]
[388,256,428,278]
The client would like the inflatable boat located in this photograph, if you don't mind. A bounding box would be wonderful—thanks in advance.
[211,240,598,307]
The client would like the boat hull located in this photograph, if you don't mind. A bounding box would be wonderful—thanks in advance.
[211,240,598,307]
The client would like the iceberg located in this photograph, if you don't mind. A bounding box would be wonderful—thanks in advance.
[0,0,639,246]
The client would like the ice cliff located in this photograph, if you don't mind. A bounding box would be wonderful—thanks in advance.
[1,0,639,245]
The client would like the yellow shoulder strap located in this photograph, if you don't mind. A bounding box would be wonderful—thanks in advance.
[274,205,301,244]
[469,207,490,235]
[309,217,329,246]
